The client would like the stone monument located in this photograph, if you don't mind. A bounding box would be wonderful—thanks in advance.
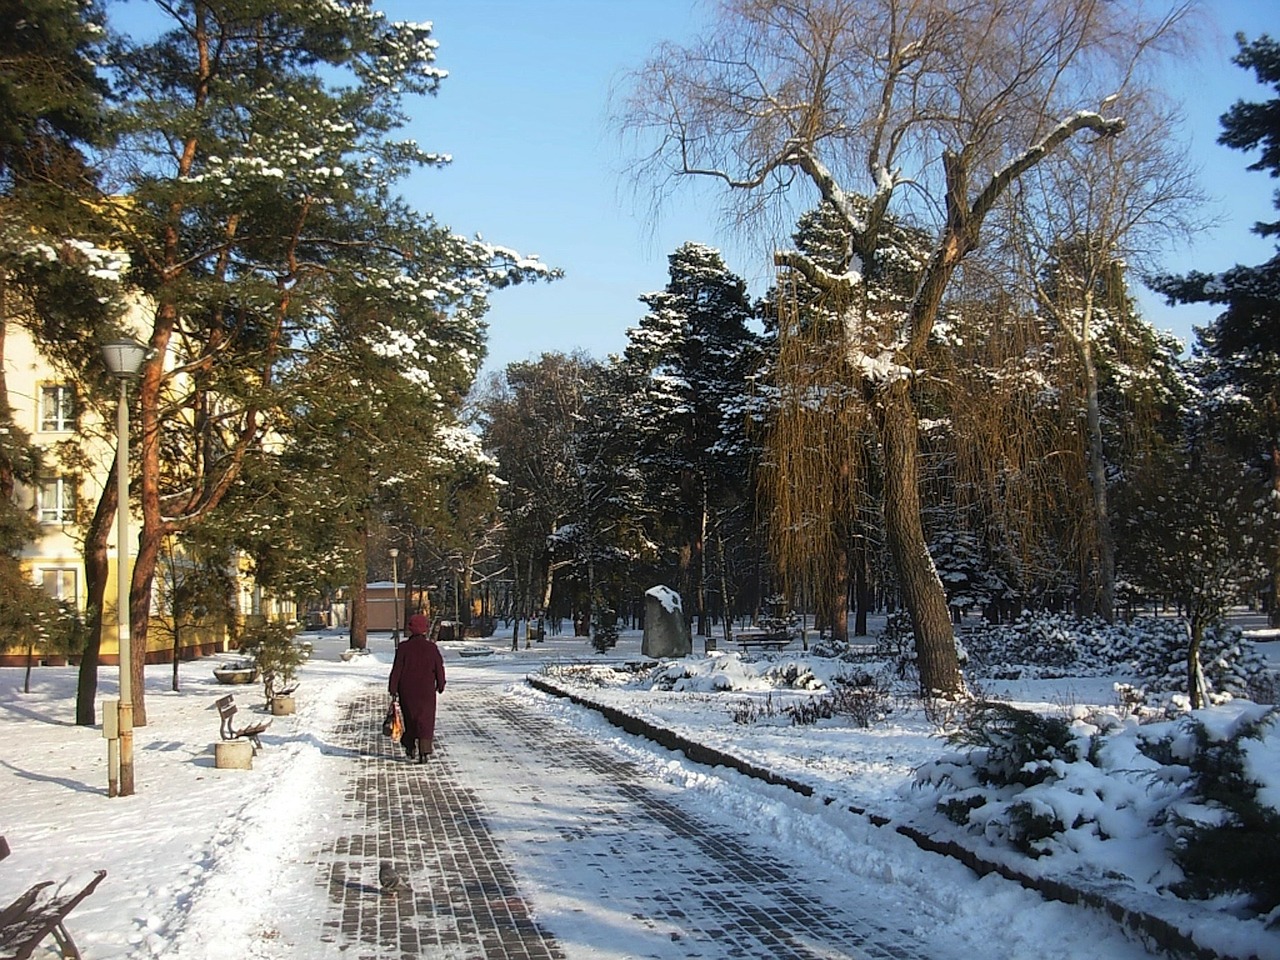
[642,585,692,658]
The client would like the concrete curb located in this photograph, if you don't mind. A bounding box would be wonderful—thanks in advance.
[527,674,1257,960]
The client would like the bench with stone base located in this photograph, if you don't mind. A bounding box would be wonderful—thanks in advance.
[214,694,271,769]
[0,837,106,960]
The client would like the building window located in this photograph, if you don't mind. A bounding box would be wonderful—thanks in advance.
[39,476,76,524]
[40,568,77,602]
[39,384,76,432]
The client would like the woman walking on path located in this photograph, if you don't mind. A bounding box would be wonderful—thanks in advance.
[388,614,446,762]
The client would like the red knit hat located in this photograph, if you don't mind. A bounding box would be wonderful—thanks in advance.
[407,614,430,636]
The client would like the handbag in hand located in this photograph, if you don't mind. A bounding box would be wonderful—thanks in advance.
[382,701,403,739]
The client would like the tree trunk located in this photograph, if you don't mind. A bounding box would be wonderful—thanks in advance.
[0,286,12,503]
[1270,442,1280,628]
[347,516,369,649]
[587,550,597,645]
[831,539,850,643]
[854,536,870,637]
[874,383,963,697]
[76,459,117,726]
[717,525,731,648]
[1081,336,1116,621]
[541,526,557,613]
[1187,616,1206,710]
[128,519,165,726]
[510,550,521,650]
[350,581,368,650]
[171,618,181,692]
[697,494,708,637]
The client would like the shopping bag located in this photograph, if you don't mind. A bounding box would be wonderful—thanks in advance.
[382,701,403,740]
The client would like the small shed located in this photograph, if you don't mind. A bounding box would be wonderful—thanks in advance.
[365,581,406,631]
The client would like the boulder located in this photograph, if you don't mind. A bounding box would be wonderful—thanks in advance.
[642,586,691,658]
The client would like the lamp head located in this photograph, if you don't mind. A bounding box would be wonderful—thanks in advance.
[102,339,150,379]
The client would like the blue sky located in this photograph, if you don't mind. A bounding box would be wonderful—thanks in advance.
[385,0,1277,379]
[109,1,1277,378]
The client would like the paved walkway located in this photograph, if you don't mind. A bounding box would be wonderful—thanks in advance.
[313,675,953,960]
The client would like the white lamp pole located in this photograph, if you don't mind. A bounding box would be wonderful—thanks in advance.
[389,548,400,648]
[102,338,149,797]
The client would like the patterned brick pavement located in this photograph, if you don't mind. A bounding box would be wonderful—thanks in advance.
[317,692,565,960]
[314,677,952,960]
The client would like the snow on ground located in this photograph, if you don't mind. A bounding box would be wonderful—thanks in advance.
[1,621,1278,959]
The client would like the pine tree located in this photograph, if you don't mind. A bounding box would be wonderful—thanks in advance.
[619,242,762,639]
[1151,34,1280,625]
[102,2,555,724]
[0,0,121,717]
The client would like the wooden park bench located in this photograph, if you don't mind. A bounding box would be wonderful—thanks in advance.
[0,836,106,960]
[215,694,271,753]
[734,631,791,652]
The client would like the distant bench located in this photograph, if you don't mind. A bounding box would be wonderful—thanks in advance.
[0,835,106,960]
[734,632,791,652]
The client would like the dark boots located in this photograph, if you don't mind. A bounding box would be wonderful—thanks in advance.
[417,738,433,763]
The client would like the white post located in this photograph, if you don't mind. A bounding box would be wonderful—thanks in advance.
[115,377,134,796]
[102,337,148,797]
[390,548,400,648]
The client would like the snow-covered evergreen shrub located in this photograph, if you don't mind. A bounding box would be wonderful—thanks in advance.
[919,698,1280,903]
[947,702,1083,788]
[760,661,826,690]
[1163,707,1280,917]
[915,702,1103,857]
[590,613,619,653]
[1005,798,1066,858]
[962,614,1274,707]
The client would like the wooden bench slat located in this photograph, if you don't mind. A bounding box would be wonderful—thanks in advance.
[0,870,105,960]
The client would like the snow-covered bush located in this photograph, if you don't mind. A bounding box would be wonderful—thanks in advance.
[918,701,1096,857]
[916,699,1280,914]
[1158,706,1280,917]
[785,675,894,728]
[961,614,1274,708]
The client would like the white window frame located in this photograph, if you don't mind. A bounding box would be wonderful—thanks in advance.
[39,384,75,433]
[38,476,76,524]
[40,567,78,603]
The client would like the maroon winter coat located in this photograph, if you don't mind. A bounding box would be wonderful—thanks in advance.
[388,633,446,744]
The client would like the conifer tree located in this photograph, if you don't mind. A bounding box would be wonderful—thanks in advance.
[0,0,123,719]
[1152,34,1280,624]
[619,242,761,637]
[102,2,554,724]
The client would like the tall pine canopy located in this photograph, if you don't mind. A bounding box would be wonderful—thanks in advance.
[620,242,762,633]
[100,1,555,721]
[1152,34,1280,625]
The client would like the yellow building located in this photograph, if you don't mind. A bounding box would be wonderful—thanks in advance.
[2,314,292,666]
[2,318,111,665]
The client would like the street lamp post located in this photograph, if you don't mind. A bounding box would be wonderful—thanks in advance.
[389,548,400,649]
[102,337,149,798]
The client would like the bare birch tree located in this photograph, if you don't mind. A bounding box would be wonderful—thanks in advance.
[617,0,1194,696]
[1005,95,1205,621]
